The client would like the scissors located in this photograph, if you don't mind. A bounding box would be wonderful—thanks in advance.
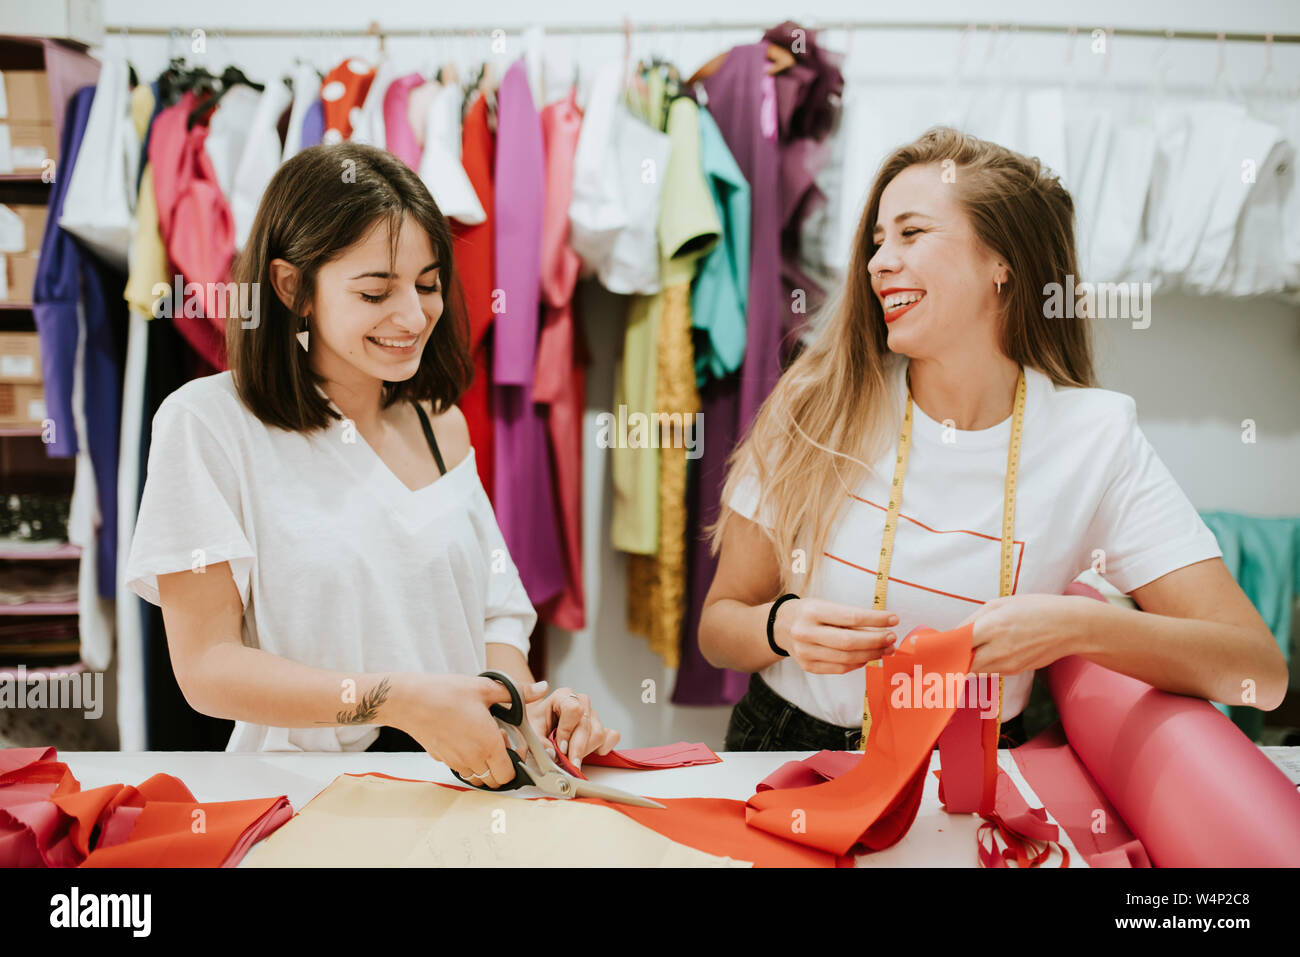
[450,670,665,809]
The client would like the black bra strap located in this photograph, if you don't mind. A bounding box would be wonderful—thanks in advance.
[410,401,447,476]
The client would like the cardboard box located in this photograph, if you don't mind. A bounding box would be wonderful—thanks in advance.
[0,72,52,124]
[0,381,47,428]
[0,205,47,252]
[5,252,38,302]
[0,333,41,383]
[5,121,57,171]
[14,205,45,250]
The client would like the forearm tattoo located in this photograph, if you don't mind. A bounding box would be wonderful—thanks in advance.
[320,676,392,725]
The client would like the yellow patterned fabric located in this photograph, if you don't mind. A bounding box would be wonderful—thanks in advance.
[618,94,718,664]
[627,281,701,665]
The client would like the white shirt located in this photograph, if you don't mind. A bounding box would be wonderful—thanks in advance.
[568,60,670,295]
[416,82,486,225]
[727,354,1223,727]
[124,372,537,752]
[230,80,292,252]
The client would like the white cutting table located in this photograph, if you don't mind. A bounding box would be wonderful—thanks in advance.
[55,748,1093,866]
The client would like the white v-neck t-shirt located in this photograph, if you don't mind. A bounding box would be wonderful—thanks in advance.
[728,355,1223,727]
[125,371,537,752]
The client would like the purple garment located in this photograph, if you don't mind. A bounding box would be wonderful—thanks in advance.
[674,40,840,706]
[674,375,750,706]
[383,73,425,170]
[491,60,564,606]
[762,21,845,141]
[701,45,786,435]
[674,45,785,706]
[300,99,324,149]
[32,85,126,600]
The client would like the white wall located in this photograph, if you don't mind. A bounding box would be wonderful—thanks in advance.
[93,1,1300,746]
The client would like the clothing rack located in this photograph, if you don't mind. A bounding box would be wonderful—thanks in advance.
[100,21,1300,44]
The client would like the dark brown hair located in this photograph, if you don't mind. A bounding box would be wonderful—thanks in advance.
[228,142,472,431]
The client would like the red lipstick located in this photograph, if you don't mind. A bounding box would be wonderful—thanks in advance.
[879,287,926,324]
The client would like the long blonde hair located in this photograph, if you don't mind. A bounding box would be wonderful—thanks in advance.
[707,125,1097,596]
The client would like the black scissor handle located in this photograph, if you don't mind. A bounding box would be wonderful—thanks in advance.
[479,669,525,725]
[450,748,531,791]
[448,670,529,791]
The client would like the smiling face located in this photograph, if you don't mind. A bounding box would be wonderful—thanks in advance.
[305,211,443,388]
[867,163,1004,359]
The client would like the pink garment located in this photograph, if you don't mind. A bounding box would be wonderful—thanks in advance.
[384,73,426,170]
[492,60,565,606]
[149,91,233,371]
[534,86,587,630]
[41,39,101,148]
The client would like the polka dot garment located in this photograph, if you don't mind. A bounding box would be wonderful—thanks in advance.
[320,57,376,144]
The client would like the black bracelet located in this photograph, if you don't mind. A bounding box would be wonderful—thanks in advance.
[767,593,800,657]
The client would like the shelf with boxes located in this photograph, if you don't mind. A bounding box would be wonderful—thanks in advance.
[0,37,89,681]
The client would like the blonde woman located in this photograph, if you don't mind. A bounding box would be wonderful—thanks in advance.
[699,127,1285,753]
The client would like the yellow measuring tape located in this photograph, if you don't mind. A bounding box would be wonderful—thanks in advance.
[860,366,1027,748]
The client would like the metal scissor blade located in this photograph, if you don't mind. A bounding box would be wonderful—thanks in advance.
[569,777,666,809]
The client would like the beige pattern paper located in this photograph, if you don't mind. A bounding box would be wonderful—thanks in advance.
[246,774,751,867]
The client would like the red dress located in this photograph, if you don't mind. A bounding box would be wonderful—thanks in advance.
[453,92,496,503]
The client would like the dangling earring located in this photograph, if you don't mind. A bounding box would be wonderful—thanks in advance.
[297,316,309,352]
[996,279,1003,294]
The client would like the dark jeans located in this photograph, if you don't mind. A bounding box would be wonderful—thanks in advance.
[724,673,1026,752]
[367,725,425,752]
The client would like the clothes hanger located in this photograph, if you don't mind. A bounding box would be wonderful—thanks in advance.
[1211,30,1246,106]
[939,22,976,129]
[367,20,386,60]
[570,31,581,91]
[1147,29,1172,113]
[186,65,265,129]
[686,42,795,86]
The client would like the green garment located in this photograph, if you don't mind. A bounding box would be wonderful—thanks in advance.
[1198,511,1300,740]
[609,92,720,554]
[691,105,749,385]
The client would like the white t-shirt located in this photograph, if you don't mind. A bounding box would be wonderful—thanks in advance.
[124,372,537,752]
[728,355,1222,727]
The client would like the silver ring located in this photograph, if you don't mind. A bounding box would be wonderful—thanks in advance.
[567,693,581,701]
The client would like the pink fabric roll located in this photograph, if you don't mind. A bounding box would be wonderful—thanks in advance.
[1046,602,1300,866]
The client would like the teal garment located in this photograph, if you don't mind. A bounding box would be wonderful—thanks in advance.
[691,105,750,386]
[1198,511,1300,740]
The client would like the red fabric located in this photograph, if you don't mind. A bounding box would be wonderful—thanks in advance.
[755,750,859,791]
[932,671,1067,867]
[739,624,1066,866]
[453,93,496,503]
[534,86,586,630]
[743,624,975,856]
[0,748,291,867]
[348,772,849,867]
[148,91,230,373]
[0,746,83,866]
[320,58,375,142]
[1010,721,1149,867]
[543,733,720,779]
